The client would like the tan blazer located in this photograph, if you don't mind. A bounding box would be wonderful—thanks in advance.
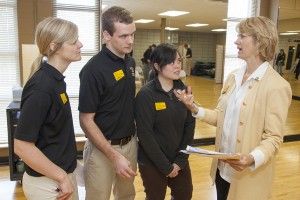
[202,65,292,200]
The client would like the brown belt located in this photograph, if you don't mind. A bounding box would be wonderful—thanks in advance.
[110,134,133,147]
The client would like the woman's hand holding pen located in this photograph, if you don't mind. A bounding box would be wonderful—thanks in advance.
[174,86,199,115]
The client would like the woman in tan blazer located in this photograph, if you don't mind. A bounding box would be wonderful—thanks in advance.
[174,16,292,200]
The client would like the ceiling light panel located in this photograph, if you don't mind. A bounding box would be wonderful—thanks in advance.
[165,27,179,30]
[279,32,298,35]
[135,19,155,23]
[212,29,227,32]
[159,11,190,17]
[186,23,209,27]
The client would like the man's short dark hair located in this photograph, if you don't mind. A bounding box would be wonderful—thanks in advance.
[102,6,133,36]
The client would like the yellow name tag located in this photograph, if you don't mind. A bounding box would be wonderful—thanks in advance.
[60,93,68,104]
[113,69,125,81]
[155,102,166,110]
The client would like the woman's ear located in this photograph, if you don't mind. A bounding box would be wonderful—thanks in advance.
[50,42,57,52]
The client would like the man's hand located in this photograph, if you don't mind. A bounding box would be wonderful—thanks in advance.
[113,154,137,178]
[56,174,74,200]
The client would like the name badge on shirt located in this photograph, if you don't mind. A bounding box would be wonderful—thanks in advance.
[113,69,125,81]
[155,102,166,110]
[60,93,68,104]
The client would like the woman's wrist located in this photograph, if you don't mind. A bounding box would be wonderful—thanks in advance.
[191,104,199,114]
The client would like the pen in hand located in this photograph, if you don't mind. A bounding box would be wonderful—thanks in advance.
[176,89,201,107]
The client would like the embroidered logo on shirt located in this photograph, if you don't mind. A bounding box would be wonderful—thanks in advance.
[60,93,68,104]
[130,67,135,76]
[155,102,166,110]
[113,69,125,81]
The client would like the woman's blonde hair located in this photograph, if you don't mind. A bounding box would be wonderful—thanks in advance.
[237,16,278,61]
[29,17,78,78]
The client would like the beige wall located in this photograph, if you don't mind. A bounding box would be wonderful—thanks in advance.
[279,18,300,32]
[278,0,300,32]
[17,0,53,85]
[260,0,280,24]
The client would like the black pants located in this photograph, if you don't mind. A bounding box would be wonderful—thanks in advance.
[138,163,193,200]
[216,169,230,200]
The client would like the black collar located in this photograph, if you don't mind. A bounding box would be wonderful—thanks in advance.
[40,62,65,81]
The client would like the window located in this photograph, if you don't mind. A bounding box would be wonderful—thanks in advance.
[0,0,19,144]
[53,0,100,134]
[223,0,258,80]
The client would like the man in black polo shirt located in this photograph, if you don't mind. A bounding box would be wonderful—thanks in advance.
[78,6,137,200]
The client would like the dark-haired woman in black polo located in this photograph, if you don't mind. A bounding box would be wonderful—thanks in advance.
[135,43,195,200]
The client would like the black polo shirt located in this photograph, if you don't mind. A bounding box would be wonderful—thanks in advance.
[135,76,195,176]
[79,44,136,140]
[14,62,77,177]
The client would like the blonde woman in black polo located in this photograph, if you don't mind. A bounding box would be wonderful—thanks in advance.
[14,17,83,200]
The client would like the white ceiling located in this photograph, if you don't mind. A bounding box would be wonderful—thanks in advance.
[102,0,300,33]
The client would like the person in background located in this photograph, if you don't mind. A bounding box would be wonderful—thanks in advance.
[275,49,286,75]
[174,16,292,200]
[184,44,192,76]
[143,44,156,83]
[78,6,137,200]
[135,43,195,200]
[14,17,83,200]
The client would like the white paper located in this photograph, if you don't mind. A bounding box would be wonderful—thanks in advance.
[180,145,241,159]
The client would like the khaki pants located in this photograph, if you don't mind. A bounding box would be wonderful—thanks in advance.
[83,136,137,200]
[23,171,79,200]
[184,58,192,76]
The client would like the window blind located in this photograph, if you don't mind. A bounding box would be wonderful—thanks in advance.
[53,0,100,134]
[223,0,259,81]
[0,0,19,144]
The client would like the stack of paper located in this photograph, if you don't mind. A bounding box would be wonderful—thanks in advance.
[180,145,241,160]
